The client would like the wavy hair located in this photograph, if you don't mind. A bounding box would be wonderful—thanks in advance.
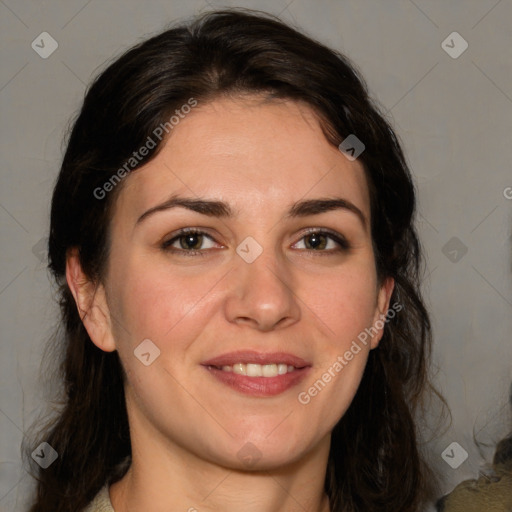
[24,9,442,511]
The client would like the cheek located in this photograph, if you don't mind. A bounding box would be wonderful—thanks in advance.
[295,258,378,420]
[301,260,379,346]
[108,256,222,355]
[109,264,219,422]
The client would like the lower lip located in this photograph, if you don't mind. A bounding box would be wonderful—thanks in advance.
[203,366,311,397]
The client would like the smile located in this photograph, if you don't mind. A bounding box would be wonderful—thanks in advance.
[202,351,311,397]
[214,363,297,377]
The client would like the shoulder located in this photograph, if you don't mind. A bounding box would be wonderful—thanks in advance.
[437,468,512,512]
[83,485,115,512]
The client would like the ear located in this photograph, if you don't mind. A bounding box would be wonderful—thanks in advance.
[369,277,395,349]
[65,248,116,352]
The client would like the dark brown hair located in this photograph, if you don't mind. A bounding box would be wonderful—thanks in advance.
[24,9,441,511]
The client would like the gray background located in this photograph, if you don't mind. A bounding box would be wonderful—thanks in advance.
[1,0,511,510]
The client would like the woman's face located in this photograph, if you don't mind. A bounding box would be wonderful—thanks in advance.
[89,96,393,470]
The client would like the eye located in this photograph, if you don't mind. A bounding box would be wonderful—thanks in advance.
[161,229,220,255]
[292,229,350,253]
[161,228,350,256]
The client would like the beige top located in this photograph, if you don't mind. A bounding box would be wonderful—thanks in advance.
[83,485,115,512]
[440,469,512,512]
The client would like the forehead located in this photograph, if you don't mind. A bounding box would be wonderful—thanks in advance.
[115,96,370,223]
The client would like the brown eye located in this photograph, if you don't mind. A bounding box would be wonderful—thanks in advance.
[293,230,350,252]
[178,233,204,250]
[161,229,218,255]
[304,232,328,250]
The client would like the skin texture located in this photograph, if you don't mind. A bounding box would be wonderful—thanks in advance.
[67,96,394,512]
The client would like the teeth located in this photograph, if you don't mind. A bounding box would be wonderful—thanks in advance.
[233,363,246,375]
[247,364,262,377]
[262,364,277,377]
[278,364,288,375]
[221,363,297,377]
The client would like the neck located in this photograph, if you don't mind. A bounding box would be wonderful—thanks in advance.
[109,406,331,512]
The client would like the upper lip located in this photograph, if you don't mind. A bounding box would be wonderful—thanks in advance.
[202,350,310,368]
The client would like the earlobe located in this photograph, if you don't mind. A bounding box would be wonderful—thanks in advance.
[65,248,116,352]
[370,277,395,349]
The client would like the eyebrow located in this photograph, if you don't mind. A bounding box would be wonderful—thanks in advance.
[136,195,367,228]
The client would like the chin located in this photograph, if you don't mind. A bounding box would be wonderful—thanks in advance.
[204,432,316,473]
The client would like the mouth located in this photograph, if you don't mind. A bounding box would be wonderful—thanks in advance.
[210,362,298,377]
[201,351,311,397]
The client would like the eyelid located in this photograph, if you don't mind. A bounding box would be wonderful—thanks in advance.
[292,227,350,251]
[161,227,222,252]
[161,226,350,255]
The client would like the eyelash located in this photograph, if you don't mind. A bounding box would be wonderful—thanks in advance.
[161,228,350,257]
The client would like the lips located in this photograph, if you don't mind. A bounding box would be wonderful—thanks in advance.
[201,350,311,397]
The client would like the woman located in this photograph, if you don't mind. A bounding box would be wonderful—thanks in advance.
[25,9,439,512]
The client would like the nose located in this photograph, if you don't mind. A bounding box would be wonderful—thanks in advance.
[223,248,301,332]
